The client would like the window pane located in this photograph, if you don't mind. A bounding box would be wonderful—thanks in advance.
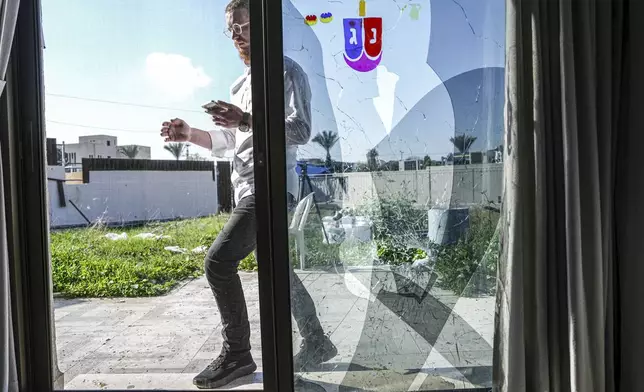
[44,0,265,389]
[280,0,504,389]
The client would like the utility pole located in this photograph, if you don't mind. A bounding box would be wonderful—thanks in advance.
[61,141,66,167]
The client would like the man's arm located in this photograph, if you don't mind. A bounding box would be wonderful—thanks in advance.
[188,127,236,158]
[283,59,312,146]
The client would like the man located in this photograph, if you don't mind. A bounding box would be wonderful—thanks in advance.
[160,0,336,389]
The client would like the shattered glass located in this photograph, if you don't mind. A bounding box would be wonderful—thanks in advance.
[282,0,505,390]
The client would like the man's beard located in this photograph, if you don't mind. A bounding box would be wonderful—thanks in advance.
[238,47,251,64]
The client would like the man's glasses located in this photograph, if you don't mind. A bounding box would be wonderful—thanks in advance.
[224,22,250,38]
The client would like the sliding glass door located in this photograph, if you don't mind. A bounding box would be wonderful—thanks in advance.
[11,0,504,390]
[258,0,505,390]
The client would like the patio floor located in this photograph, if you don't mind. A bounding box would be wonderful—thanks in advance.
[54,271,494,391]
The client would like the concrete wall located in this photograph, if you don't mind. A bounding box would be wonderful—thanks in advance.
[309,163,503,208]
[48,167,218,228]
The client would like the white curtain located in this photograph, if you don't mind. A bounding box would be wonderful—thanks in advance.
[0,1,20,392]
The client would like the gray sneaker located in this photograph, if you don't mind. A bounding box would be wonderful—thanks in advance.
[193,351,257,389]
[294,376,327,391]
[293,335,338,371]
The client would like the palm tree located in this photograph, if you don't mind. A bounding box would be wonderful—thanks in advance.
[164,143,185,160]
[449,134,477,154]
[366,148,379,171]
[311,130,339,169]
[118,145,140,159]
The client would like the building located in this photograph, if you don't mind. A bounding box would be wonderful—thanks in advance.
[400,159,422,171]
[63,135,117,163]
[55,135,151,173]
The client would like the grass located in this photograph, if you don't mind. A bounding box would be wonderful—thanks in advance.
[51,201,500,298]
[50,215,256,298]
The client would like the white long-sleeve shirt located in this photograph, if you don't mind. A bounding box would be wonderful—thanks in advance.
[208,56,312,204]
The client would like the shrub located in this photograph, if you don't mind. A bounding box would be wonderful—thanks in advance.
[233,197,500,297]
[376,241,427,266]
[355,196,427,244]
[431,208,499,296]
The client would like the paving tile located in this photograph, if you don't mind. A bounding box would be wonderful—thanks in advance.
[55,272,494,390]
[313,297,358,322]
[64,371,263,390]
[58,354,118,382]
[57,334,118,369]
[94,356,193,374]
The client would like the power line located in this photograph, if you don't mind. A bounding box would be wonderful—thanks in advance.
[46,93,204,113]
[47,119,459,156]
[46,120,157,134]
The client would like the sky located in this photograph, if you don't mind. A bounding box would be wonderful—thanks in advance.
[42,0,505,163]
[42,0,243,160]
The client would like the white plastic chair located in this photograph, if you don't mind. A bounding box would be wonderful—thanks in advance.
[289,192,315,270]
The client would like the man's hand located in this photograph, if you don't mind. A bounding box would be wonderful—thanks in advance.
[207,100,244,128]
[160,118,192,142]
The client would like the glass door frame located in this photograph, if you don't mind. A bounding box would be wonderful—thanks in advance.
[6,0,55,391]
[248,0,296,389]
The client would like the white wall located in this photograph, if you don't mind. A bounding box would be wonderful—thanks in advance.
[48,169,218,228]
[309,163,503,208]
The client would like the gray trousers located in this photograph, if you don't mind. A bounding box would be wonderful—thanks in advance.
[204,194,323,357]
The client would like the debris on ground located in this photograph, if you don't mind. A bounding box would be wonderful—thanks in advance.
[164,246,188,254]
[191,245,208,254]
[105,233,128,241]
[134,233,171,240]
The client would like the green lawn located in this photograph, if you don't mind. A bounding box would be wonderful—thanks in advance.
[50,215,256,298]
[51,202,500,298]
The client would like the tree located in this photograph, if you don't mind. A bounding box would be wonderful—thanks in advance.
[118,145,140,159]
[311,130,339,170]
[164,143,185,160]
[442,153,455,165]
[421,155,433,169]
[449,134,477,154]
[366,148,379,171]
[353,162,370,172]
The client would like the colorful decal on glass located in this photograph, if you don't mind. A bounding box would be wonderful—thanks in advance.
[320,12,333,23]
[409,3,421,20]
[343,12,382,72]
[305,15,317,26]
[358,0,366,17]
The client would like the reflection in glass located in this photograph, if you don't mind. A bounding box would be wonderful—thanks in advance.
[283,0,504,390]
